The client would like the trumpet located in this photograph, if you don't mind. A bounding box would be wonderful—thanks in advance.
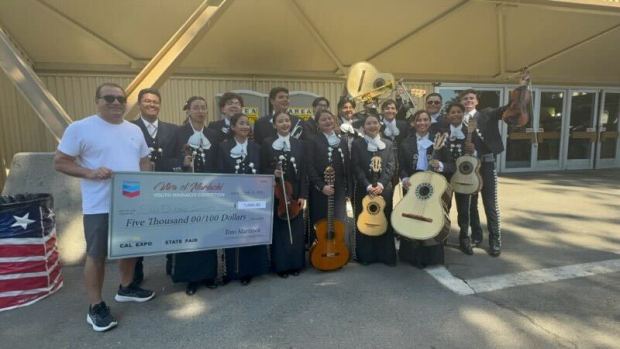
[394,80,413,117]
[291,118,304,139]
[396,79,415,106]
[395,79,427,119]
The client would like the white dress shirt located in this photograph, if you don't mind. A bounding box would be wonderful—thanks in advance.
[141,116,158,138]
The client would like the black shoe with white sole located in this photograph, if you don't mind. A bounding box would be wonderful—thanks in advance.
[114,283,155,303]
[87,302,118,332]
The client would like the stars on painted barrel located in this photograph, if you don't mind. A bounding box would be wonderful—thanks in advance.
[11,212,36,230]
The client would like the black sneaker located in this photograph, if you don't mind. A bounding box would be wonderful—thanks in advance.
[86,302,118,332]
[114,283,156,303]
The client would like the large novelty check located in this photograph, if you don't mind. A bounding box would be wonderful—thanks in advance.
[108,172,274,259]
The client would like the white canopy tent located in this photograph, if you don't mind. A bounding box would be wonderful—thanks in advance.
[0,0,619,185]
[0,0,618,85]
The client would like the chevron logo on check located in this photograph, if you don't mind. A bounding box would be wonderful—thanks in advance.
[122,181,141,198]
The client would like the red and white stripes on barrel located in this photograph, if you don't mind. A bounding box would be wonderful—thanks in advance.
[0,195,63,312]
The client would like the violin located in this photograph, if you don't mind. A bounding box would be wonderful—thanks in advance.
[502,68,532,127]
[274,155,302,220]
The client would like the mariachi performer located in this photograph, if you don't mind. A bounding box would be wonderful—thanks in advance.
[302,97,330,137]
[380,99,409,146]
[426,93,448,134]
[458,75,531,257]
[208,92,244,143]
[168,96,220,296]
[398,110,454,268]
[350,111,397,266]
[131,88,181,172]
[380,98,409,189]
[261,111,308,278]
[301,97,330,248]
[130,87,181,285]
[337,97,362,152]
[306,110,350,247]
[217,113,269,285]
[445,102,477,255]
[253,87,301,146]
[337,97,358,127]
[460,89,498,255]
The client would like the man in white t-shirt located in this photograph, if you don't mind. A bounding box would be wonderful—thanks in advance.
[54,83,155,332]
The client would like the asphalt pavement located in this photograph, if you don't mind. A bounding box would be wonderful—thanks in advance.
[1,169,619,349]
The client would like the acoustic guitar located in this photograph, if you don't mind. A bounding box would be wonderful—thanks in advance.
[450,117,482,194]
[356,156,388,236]
[310,166,350,271]
[391,133,451,242]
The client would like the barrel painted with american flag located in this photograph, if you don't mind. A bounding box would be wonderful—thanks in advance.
[0,194,63,312]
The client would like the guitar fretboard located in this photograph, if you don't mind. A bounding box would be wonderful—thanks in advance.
[327,193,335,240]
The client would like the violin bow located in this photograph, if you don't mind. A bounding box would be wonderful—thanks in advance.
[278,156,294,245]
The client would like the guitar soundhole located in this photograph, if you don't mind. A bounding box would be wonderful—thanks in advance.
[459,161,473,175]
[367,203,379,215]
[415,183,433,200]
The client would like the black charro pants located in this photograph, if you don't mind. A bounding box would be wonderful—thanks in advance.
[454,193,471,239]
[469,160,501,245]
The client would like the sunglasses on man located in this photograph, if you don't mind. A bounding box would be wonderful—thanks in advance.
[426,100,441,105]
[98,95,127,104]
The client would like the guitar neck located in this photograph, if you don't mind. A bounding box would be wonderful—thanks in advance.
[327,194,334,240]
[431,146,439,159]
[465,124,474,144]
[427,134,445,171]
[393,143,399,175]
[426,148,437,171]
[371,172,378,187]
